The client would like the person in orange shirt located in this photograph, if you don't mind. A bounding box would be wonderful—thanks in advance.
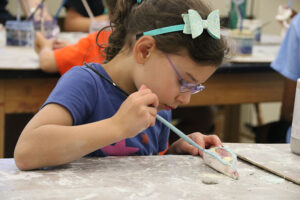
[34,30,111,75]
[34,0,115,74]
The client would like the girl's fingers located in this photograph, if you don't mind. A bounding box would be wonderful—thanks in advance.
[148,107,157,118]
[130,86,159,108]
[35,32,44,42]
[137,88,153,96]
[203,135,222,148]
[53,41,71,49]
[192,134,206,156]
[141,93,159,108]
[175,135,201,155]
[185,142,199,155]
[184,133,222,156]
[139,84,148,91]
[148,113,157,127]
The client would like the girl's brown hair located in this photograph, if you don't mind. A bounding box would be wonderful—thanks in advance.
[98,0,228,66]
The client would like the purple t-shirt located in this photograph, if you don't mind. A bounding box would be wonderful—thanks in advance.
[43,63,171,156]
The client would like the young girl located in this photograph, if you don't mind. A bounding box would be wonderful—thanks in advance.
[14,0,227,170]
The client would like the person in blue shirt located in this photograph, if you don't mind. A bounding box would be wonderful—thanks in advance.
[64,0,108,32]
[271,13,300,143]
[14,0,227,170]
[0,0,14,25]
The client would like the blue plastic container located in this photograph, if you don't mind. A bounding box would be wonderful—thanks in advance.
[5,20,35,47]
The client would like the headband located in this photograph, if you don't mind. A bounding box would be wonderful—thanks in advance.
[137,9,220,40]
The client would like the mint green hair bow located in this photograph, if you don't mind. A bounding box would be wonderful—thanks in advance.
[182,9,220,39]
[138,9,220,40]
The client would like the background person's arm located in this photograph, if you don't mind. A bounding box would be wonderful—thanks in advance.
[34,32,58,73]
[19,0,52,20]
[35,32,71,73]
[64,7,108,32]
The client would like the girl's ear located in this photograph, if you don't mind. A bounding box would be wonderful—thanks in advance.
[133,36,156,64]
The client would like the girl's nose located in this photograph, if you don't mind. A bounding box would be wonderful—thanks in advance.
[176,92,192,105]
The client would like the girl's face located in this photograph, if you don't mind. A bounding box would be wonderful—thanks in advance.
[134,50,217,111]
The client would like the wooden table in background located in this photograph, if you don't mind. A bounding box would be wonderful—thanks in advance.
[0,67,284,158]
[0,46,60,158]
[188,67,284,142]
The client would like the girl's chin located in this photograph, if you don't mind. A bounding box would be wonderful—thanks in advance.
[157,105,165,111]
[158,104,174,111]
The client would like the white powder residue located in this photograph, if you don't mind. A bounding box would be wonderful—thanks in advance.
[0,170,42,180]
[75,193,98,200]
[57,178,74,186]
[259,175,285,184]
[238,168,255,175]
[201,173,223,179]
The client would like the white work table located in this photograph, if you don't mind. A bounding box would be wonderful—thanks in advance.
[229,34,281,63]
[0,33,281,69]
[0,32,87,70]
[0,144,299,200]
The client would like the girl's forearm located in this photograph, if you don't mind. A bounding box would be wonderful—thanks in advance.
[14,118,123,170]
[39,48,58,73]
[64,9,91,32]
[64,17,91,32]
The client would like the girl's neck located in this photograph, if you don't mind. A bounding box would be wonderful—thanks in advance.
[102,53,137,94]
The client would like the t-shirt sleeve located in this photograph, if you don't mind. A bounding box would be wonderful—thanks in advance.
[54,33,96,75]
[271,17,300,81]
[42,66,98,125]
[54,31,110,75]
[157,110,171,152]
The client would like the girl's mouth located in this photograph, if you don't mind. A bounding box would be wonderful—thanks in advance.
[163,104,176,111]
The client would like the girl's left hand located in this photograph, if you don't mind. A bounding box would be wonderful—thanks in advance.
[53,40,72,49]
[34,32,55,54]
[168,132,222,156]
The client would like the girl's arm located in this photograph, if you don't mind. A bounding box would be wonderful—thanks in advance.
[14,85,158,170]
[34,32,58,73]
[35,32,72,73]
[38,47,58,73]
[64,8,108,32]
[14,103,123,170]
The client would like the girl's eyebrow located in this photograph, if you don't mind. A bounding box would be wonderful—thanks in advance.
[185,72,198,83]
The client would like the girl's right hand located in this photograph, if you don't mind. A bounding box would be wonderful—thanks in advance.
[34,32,71,54]
[112,85,159,138]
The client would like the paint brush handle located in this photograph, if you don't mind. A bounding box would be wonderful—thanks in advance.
[54,0,67,21]
[156,115,205,152]
[81,0,95,21]
[26,0,46,21]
